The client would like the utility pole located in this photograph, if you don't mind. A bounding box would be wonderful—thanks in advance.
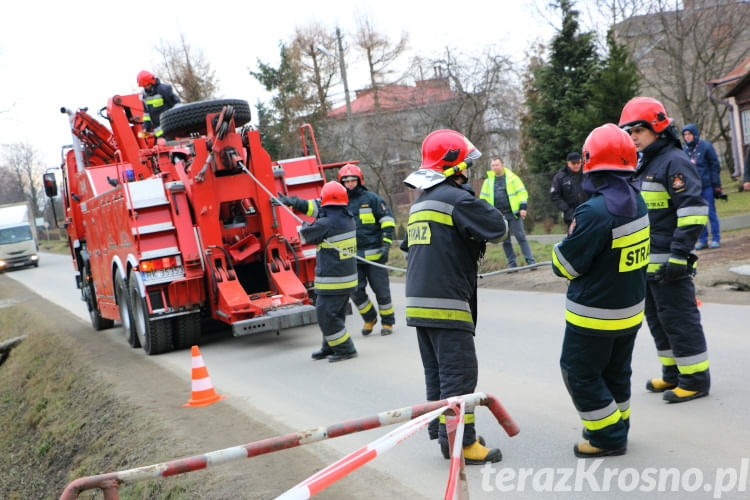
[336,27,352,120]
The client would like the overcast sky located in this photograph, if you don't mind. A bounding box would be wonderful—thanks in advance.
[0,0,557,168]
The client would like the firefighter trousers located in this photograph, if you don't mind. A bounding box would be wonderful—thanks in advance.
[416,327,477,447]
[351,261,394,326]
[315,293,356,354]
[560,326,636,450]
[645,277,710,391]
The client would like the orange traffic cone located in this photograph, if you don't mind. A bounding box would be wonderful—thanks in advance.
[183,345,226,407]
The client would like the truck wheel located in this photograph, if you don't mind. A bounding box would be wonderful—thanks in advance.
[129,271,173,355]
[115,272,139,348]
[84,267,114,331]
[172,313,201,350]
[160,99,251,137]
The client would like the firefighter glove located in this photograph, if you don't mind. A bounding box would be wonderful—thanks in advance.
[713,187,728,201]
[655,254,691,283]
[377,243,390,264]
[272,194,288,206]
[274,194,291,206]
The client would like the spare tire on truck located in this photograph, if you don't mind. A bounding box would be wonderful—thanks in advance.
[160,98,252,137]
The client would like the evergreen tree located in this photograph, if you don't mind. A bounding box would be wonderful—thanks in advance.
[522,0,598,179]
[250,43,315,158]
[521,0,599,222]
[569,28,640,145]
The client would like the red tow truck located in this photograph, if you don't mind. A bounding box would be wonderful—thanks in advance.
[44,95,347,354]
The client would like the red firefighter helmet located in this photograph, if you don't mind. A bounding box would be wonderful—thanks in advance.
[137,70,156,88]
[582,124,638,174]
[420,129,481,175]
[320,181,348,206]
[337,164,363,184]
[618,97,673,133]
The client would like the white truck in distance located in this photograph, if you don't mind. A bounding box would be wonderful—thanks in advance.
[0,202,39,272]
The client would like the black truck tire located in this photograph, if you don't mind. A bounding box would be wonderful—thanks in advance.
[160,98,252,137]
[115,271,140,348]
[129,270,173,355]
[83,263,114,331]
[172,313,201,351]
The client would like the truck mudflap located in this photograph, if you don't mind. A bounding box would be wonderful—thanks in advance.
[232,304,317,337]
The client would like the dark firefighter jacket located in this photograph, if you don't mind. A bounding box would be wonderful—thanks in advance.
[402,180,507,333]
[637,137,708,276]
[289,185,395,261]
[553,192,649,335]
[550,166,588,224]
[142,80,180,133]
[681,124,721,191]
[298,206,357,296]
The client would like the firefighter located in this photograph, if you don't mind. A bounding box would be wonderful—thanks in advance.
[552,124,649,458]
[136,70,180,138]
[400,129,507,464]
[619,97,710,403]
[298,182,358,363]
[278,164,396,336]
[337,164,396,336]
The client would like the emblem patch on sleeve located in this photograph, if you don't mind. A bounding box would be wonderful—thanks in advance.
[671,173,686,192]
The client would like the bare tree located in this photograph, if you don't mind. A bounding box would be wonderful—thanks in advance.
[412,47,523,185]
[0,142,43,213]
[320,46,522,212]
[354,15,409,110]
[154,33,219,102]
[613,0,750,167]
[291,23,339,115]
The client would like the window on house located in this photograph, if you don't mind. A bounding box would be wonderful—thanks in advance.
[742,109,750,145]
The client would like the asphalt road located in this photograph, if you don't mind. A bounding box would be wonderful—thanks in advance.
[8,252,750,499]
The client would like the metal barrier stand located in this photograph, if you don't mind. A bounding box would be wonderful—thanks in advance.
[60,392,518,499]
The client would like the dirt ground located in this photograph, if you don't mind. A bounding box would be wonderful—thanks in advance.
[476,228,750,306]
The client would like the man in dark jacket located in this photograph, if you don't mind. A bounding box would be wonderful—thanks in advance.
[682,124,723,249]
[620,97,710,404]
[401,129,507,464]
[137,70,180,138]
[553,124,648,458]
[299,182,358,363]
[550,152,589,229]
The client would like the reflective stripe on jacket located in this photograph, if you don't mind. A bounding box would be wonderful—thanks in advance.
[479,169,528,218]
[298,207,357,295]
[346,185,396,259]
[552,192,649,335]
[405,180,506,332]
[141,80,180,129]
[637,138,707,266]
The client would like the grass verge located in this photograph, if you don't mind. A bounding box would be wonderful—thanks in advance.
[0,280,201,500]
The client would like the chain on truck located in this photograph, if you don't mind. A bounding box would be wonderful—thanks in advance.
[44,94,354,355]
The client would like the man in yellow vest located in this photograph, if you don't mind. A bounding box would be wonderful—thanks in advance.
[480,158,535,268]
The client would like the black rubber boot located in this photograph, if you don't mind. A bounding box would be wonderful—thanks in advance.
[663,387,709,403]
[646,378,677,393]
[441,436,487,459]
[311,347,333,360]
[574,441,626,458]
[328,350,358,363]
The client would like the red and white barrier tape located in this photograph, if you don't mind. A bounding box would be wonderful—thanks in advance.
[275,403,453,500]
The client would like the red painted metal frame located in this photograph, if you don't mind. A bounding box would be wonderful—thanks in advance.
[58,392,518,499]
[57,94,331,334]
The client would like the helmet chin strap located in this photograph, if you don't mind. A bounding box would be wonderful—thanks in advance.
[442,157,473,178]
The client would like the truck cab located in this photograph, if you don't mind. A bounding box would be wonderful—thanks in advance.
[0,203,39,272]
